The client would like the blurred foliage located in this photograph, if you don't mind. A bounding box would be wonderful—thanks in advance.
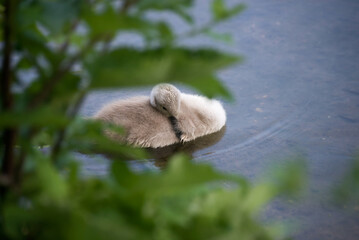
[86,47,239,98]
[0,0,306,239]
[2,154,306,240]
[333,155,359,205]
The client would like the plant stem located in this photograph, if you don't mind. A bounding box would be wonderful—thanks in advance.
[59,19,79,53]
[176,20,216,41]
[1,0,16,191]
[14,128,38,185]
[120,0,138,14]
[28,39,96,110]
[51,90,86,163]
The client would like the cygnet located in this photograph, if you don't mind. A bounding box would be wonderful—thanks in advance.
[94,83,226,148]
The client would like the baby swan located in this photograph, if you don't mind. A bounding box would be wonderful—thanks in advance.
[94,84,226,148]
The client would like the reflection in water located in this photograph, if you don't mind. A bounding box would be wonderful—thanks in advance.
[146,126,226,168]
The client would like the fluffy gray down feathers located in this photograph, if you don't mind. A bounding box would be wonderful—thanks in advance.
[94,84,226,148]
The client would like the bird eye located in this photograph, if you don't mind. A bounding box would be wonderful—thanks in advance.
[162,106,167,111]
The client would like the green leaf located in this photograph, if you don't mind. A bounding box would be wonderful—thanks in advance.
[172,6,194,24]
[157,21,174,44]
[265,159,308,197]
[15,57,33,70]
[211,0,246,21]
[136,0,194,23]
[136,0,193,10]
[83,6,173,42]
[3,204,34,239]
[32,130,53,147]
[333,155,359,204]
[51,72,82,100]
[69,33,87,47]
[66,118,148,159]
[111,153,247,197]
[157,154,247,192]
[15,22,53,58]
[35,158,69,202]
[0,108,70,128]
[18,0,81,36]
[212,0,226,20]
[204,30,233,44]
[242,183,276,214]
[86,47,240,99]
[190,75,234,100]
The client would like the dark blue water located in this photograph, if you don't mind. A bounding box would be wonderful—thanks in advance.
[80,0,359,239]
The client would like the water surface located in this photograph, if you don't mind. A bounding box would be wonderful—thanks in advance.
[80,0,359,239]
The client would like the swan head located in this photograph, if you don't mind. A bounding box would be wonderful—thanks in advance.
[150,83,181,117]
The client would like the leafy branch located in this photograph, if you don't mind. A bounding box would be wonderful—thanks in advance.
[177,1,246,41]
[0,1,306,240]
[28,39,97,109]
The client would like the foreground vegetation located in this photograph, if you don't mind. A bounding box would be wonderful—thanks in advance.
[0,0,306,239]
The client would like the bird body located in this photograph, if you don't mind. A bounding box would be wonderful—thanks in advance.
[94,84,226,148]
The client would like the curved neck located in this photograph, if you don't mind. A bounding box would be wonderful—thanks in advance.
[168,116,183,141]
